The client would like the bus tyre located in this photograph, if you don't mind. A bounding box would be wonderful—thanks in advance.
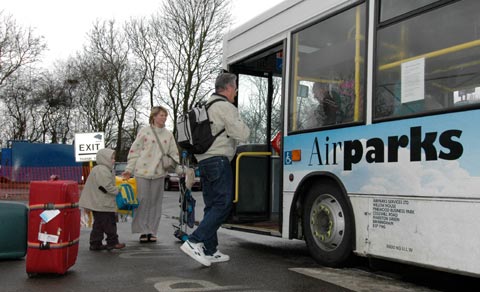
[303,182,353,267]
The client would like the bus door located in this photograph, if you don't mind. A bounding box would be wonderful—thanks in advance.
[225,44,284,236]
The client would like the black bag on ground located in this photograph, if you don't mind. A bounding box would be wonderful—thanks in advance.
[176,99,225,154]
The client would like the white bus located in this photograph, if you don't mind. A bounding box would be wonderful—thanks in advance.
[223,0,480,277]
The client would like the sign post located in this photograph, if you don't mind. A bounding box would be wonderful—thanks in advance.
[74,132,105,162]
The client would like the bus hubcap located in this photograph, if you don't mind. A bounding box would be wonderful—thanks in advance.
[309,194,345,251]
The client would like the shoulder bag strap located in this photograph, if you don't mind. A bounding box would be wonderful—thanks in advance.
[151,126,167,155]
[151,126,178,164]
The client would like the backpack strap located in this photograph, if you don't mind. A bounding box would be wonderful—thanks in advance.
[205,98,226,138]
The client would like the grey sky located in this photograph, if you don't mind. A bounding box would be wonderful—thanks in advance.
[2,0,283,67]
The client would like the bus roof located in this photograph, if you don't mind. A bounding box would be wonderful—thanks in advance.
[222,0,353,69]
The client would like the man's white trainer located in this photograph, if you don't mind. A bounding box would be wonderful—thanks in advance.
[180,240,211,266]
[206,250,230,263]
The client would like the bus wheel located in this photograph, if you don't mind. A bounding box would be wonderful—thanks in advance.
[303,182,353,267]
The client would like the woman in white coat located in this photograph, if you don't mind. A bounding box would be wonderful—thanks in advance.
[122,106,179,243]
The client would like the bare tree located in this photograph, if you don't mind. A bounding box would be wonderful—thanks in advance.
[125,17,163,108]
[0,11,46,89]
[155,0,231,133]
[239,76,282,144]
[34,70,77,144]
[85,20,145,157]
[1,68,43,142]
[69,53,116,137]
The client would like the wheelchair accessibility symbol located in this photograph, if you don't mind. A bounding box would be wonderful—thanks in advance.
[284,151,292,165]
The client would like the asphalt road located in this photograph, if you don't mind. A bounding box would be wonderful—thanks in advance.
[1,191,478,292]
[0,191,325,292]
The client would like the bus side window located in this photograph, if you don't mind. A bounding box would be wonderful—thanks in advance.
[375,0,480,120]
[295,83,313,130]
[336,80,355,124]
[296,80,359,129]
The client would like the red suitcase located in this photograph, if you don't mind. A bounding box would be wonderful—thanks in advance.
[26,180,81,276]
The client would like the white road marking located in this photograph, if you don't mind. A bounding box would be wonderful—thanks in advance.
[290,267,438,292]
[118,246,179,259]
[147,276,270,292]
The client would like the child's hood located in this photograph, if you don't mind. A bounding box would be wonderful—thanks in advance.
[96,148,115,168]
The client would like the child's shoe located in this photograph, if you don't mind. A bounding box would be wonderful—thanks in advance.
[89,245,107,251]
[106,243,126,250]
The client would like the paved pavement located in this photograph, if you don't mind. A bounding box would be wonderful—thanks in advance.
[1,190,469,292]
[0,190,209,292]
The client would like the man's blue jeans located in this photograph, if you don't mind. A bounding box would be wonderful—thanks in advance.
[188,156,233,255]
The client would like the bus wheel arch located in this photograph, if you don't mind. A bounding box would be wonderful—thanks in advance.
[293,175,355,267]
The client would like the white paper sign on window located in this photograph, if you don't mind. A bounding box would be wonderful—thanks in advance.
[401,58,425,103]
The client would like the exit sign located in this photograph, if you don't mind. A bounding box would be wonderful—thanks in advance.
[74,132,105,162]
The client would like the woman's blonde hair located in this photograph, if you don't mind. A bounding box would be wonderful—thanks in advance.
[149,106,168,125]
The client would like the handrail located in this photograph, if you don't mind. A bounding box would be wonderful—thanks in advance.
[234,151,272,203]
[354,5,361,121]
[379,39,480,71]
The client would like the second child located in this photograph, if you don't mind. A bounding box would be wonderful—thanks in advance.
[79,148,126,251]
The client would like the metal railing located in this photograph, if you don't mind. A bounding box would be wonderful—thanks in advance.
[0,166,90,201]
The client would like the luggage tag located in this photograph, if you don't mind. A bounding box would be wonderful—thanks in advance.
[38,232,59,244]
[39,210,60,223]
[38,210,61,244]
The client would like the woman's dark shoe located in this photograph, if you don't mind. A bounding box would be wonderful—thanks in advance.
[147,234,157,242]
[106,243,126,250]
[140,234,148,243]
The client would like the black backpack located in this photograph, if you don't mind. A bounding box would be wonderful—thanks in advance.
[176,99,225,154]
